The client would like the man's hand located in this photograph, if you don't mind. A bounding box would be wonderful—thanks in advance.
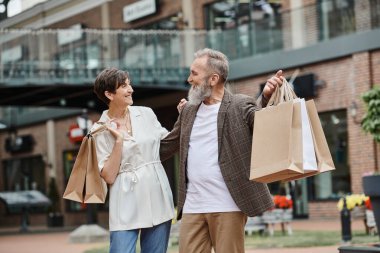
[263,70,284,99]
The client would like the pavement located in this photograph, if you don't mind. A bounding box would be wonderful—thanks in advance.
[0,219,376,253]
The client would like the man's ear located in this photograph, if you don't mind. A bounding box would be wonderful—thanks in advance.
[210,74,220,86]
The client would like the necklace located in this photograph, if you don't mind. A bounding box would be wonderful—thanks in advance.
[108,109,132,134]
[125,111,132,134]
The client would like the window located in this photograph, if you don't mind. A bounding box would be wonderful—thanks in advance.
[63,150,108,212]
[370,0,380,29]
[119,15,180,68]
[118,15,184,84]
[2,156,45,192]
[55,42,100,78]
[2,156,47,213]
[319,0,355,40]
[54,24,100,79]
[307,109,350,200]
[204,0,283,59]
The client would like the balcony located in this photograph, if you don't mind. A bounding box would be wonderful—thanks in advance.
[0,0,379,108]
[1,0,380,85]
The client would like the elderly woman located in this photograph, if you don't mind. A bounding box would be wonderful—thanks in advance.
[92,68,174,253]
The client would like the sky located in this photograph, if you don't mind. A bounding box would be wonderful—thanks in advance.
[7,0,22,17]
[7,0,47,17]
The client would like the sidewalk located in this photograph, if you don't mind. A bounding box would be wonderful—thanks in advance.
[244,219,366,253]
[0,219,370,253]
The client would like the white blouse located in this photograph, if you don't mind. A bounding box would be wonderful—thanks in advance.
[92,106,175,231]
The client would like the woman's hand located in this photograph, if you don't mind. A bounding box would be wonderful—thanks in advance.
[101,121,124,184]
[107,120,124,142]
[177,98,187,113]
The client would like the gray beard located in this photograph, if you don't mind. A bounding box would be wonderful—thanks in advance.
[188,81,212,105]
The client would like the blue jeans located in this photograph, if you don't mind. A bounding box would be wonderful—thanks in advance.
[110,220,171,253]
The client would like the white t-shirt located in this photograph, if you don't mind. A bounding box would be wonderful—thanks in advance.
[183,102,240,213]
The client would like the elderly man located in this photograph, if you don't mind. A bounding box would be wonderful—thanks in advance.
[161,48,283,253]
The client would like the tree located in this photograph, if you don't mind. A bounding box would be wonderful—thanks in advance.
[47,177,60,214]
[47,177,64,227]
[361,86,380,172]
[361,86,380,242]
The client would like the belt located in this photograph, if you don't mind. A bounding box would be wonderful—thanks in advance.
[119,161,161,192]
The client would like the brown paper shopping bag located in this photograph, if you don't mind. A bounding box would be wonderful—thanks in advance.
[62,137,89,202]
[306,100,335,173]
[84,135,108,203]
[283,100,335,181]
[250,78,320,183]
[63,125,108,203]
[250,87,304,183]
[278,83,335,182]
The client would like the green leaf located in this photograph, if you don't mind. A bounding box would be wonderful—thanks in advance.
[361,85,380,143]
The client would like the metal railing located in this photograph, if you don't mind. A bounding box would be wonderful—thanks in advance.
[0,0,379,87]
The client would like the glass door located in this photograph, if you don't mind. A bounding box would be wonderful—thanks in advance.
[290,179,309,218]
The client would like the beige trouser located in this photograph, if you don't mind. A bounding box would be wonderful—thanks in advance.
[179,212,247,253]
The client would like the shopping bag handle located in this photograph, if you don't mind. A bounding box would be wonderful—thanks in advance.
[267,78,298,107]
[281,79,298,102]
[284,80,297,100]
[87,122,108,137]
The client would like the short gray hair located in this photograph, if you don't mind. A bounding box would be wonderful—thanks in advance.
[194,48,229,83]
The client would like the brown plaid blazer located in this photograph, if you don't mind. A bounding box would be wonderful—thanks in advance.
[160,89,274,220]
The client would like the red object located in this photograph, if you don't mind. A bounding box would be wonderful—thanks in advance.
[68,124,84,143]
[273,195,293,209]
[365,198,372,210]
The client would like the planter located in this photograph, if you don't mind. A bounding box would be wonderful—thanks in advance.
[363,175,380,240]
[262,209,285,224]
[339,246,380,252]
[363,175,380,197]
[352,206,366,219]
[366,210,378,235]
[47,213,64,227]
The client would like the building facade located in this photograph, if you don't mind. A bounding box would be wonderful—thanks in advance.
[0,0,379,228]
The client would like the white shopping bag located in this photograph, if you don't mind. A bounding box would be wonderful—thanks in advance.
[294,98,317,172]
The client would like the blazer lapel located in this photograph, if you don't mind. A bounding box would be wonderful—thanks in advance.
[217,90,232,156]
[182,104,200,164]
